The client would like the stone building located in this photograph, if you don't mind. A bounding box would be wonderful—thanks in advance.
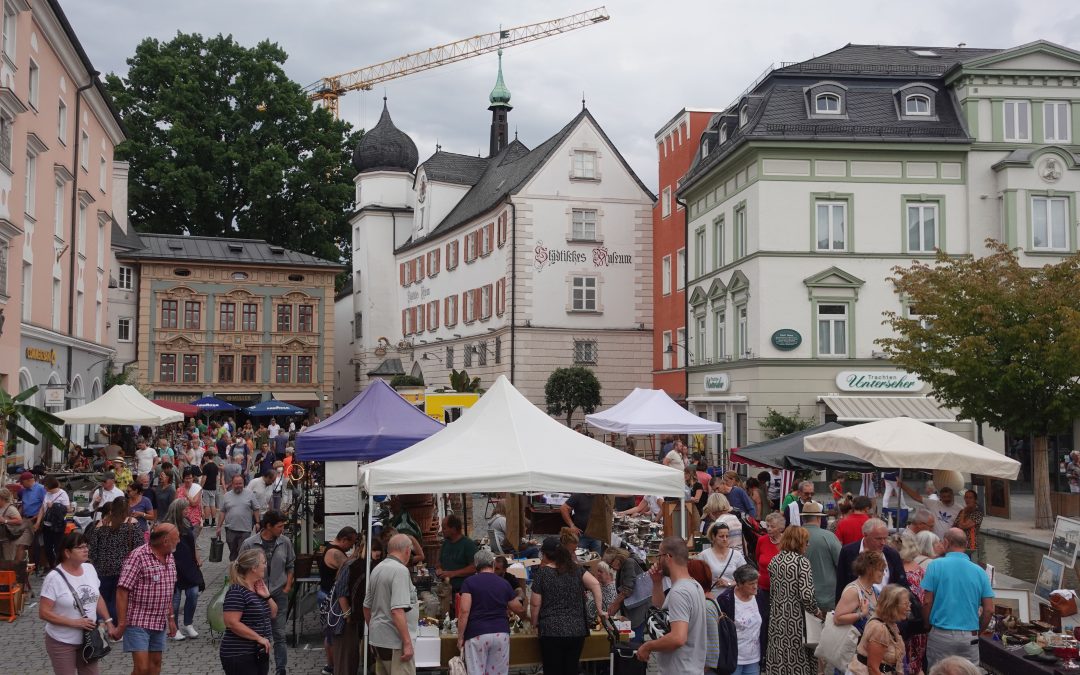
[345,56,655,412]
[117,234,342,418]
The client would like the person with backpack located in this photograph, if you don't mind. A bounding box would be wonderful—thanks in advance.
[35,476,71,571]
[635,537,707,673]
[718,565,769,675]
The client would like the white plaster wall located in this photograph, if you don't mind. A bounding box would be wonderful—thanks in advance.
[413,178,469,238]
[353,210,403,351]
[355,171,414,211]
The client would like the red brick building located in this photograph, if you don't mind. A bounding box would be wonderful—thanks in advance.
[653,109,719,401]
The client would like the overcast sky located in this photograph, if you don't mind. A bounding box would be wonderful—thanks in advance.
[66,0,1080,192]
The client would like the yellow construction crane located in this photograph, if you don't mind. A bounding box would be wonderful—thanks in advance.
[303,7,610,118]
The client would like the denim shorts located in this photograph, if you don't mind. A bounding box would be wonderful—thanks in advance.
[123,626,167,653]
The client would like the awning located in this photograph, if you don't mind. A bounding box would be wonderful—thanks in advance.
[819,395,962,423]
[274,391,319,408]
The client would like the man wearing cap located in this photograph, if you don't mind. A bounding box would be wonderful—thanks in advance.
[802,500,842,611]
[92,471,125,521]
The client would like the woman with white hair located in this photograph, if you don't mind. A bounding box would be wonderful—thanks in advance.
[914,530,943,570]
[457,549,527,674]
[701,492,744,551]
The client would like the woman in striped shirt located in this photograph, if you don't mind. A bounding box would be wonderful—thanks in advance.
[220,549,277,675]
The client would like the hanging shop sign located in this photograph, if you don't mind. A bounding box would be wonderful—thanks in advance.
[703,373,730,393]
[43,387,66,407]
[836,370,925,393]
[770,329,802,351]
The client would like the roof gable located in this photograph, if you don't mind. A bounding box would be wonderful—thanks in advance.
[689,286,708,306]
[957,40,1080,72]
[803,266,865,297]
[707,277,727,300]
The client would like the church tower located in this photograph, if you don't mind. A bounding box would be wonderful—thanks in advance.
[488,49,512,157]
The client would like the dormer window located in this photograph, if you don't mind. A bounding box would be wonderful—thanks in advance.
[701,139,709,156]
[815,93,841,114]
[895,83,938,120]
[905,94,931,115]
[740,105,749,126]
[719,126,727,143]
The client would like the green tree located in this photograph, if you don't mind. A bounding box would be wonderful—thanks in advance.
[105,33,360,262]
[449,370,481,393]
[545,366,602,427]
[0,386,66,473]
[103,360,131,391]
[878,240,1080,528]
[759,406,817,439]
[390,374,424,389]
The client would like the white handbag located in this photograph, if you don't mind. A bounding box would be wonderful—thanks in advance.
[804,611,824,648]
[814,611,860,671]
[449,655,468,675]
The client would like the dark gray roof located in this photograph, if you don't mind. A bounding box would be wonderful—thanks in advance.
[398,109,653,253]
[679,44,990,194]
[117,233,343,269]
[367,358,404,376]
[352,100,419,174]
[778,44,1001,77]
[110,221,144,251]
[420,151,490,186]
[335,277,353,301]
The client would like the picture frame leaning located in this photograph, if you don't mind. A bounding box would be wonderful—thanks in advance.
[1049,516,1080,566]
[1035,555,1066,605]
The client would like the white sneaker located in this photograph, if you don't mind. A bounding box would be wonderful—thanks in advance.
[171,630,186,641]
[183,624,199,638]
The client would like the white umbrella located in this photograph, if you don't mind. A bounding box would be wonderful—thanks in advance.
[803,417,1020,480]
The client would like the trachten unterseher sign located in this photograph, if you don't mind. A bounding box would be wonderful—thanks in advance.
[835,370,925,393]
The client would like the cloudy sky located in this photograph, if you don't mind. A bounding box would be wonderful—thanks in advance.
[66,0,1080,192]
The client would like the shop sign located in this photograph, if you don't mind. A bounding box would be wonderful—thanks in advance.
[533,241,633,272]
[43,388,66,406]
[770,329,802,351]
[25,347,57,365]
[703,373,730,393]
[836,370,925,393]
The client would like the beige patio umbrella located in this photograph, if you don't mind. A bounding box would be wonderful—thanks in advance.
[803,417,1020,480]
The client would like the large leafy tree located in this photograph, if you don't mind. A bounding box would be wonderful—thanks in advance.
[105,33,360,262]
[545,366,602,427]
[878,240,1080,528]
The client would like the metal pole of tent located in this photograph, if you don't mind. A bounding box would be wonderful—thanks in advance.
[680,497,686,539]
[362,487,373,675]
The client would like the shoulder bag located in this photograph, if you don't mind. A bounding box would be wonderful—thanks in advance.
[55,568,111,663]
[709,597,738,675]
[813,610,860,671]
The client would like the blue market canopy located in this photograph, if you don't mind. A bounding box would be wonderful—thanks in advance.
[190,396,239,412]
[245,400,306,417]
[295,379,443,462]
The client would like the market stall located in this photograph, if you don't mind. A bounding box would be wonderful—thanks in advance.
[244,400,306,417]
[295,378,443,461]
[149,400,199,417]
[359,376,683,670]
[189,395,239,413]
[804,416,1022,480]
[585,387,726,437]
[732,422,876,472]
[55,384,184,426]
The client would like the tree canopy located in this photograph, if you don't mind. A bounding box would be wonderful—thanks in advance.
[545,366,602,427]
[878,240,1080,527]
[106,33,360,263]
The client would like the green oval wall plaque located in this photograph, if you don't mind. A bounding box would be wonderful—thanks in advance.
[771,329,802,351]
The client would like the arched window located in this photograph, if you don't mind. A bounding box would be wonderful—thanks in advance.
[905,94,931,115]
[719,126,728,143]
[815,93,841,114]
[740,105,748,126]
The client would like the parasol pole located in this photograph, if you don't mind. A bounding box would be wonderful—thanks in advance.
[362,486,373,675]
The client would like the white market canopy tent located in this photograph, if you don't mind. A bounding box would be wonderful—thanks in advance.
[362,376,684,497]
[804,416,1021,480]
[584,387,726,436]
[55,384,185,427]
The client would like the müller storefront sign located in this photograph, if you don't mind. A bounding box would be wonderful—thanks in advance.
[836,370,925,393]
[533,241,633,271]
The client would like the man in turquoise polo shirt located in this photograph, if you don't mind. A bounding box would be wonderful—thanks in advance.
[921,528,994,669]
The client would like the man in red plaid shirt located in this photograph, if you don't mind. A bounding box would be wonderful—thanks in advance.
[111,523,179,675]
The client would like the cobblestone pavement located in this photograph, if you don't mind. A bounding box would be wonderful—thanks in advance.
[0,529,329,675]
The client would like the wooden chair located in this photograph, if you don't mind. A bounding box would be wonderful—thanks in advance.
[0,569,23,622]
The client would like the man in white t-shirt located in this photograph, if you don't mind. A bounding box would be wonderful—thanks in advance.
[134,441,158,481]
[901,482,962,537]
[91,472,125,519]
[267,419,280,439]
[663,440,687,472]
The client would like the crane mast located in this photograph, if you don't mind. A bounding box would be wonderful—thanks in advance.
[305,7,610,118]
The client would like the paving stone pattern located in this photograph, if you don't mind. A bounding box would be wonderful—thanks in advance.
[1,529,329,675]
